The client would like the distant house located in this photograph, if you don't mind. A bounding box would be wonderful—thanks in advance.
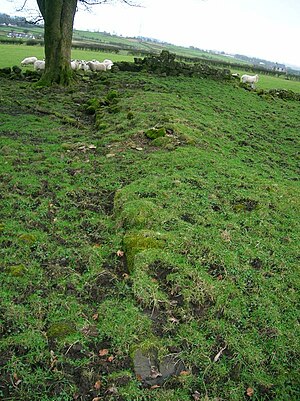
[7,31,36,39]
[273,63,287,73]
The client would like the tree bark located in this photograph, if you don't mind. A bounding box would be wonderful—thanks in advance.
[36,0,77,86]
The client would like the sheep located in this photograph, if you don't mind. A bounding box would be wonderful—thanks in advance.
[103,59,114,70]
[87,61,107,72]
[78,60,90,72]
[240,74,259,89]
[21,56,38,66]
[33,60,45,71]
[70,60,80,70]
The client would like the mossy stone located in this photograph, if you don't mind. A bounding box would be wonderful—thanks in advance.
[145,127,166,140]
[123,230,166,272]
[47,321,76,340]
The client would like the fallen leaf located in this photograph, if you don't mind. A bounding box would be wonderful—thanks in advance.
[99,349,109,357]
[94,380,102,390]
[136,374,142,381]
[92,313,99,321]
[168,316,179,324]
[150,385,161,390]
[116,249,124,257]
[92,398,101,401]
[107,355,114,362]
[246,387,254,397]
[179,370,190,376]
[213,345,227,362]
[88,144,97,149]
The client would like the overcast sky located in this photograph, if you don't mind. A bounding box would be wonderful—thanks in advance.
[2,0,300,67]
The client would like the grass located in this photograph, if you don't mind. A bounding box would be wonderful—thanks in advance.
[0,67,299,401]
[232,68,300,92]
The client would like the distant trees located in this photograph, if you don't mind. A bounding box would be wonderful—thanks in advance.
[0,12,30,27]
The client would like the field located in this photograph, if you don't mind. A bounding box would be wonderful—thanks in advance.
[0,43,134,69]
[0,59,299,401]
[1,42,300,94]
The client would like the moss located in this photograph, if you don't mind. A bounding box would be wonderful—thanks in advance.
[84,98,100,115]
[118,200,158,229]
[123,230,167,272]
[6,264,27,277]
[145,127,166,140]
[151,136,172,147]
[106,90,119,102]
[18,233,36,245]
[46,320,76,340]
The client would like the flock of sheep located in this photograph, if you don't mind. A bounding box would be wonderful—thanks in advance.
[20,56,114,72]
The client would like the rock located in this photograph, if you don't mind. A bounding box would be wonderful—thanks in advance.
[0,67,11,76]
[133,347,185,387]
[12,65,22,75]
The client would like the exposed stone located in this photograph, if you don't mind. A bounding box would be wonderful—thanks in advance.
[133,347,185,387]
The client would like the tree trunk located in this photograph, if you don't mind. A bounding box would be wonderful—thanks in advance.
[37,0,77,86]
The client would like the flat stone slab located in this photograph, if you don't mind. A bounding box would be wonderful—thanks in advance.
[133,348,185,387]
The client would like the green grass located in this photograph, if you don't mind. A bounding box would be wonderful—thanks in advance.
[232,68,300,92]
[0,69,299,401]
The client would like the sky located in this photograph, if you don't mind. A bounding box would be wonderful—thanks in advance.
[2,0,300,68]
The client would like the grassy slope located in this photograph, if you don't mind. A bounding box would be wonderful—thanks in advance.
[0,71,299,401]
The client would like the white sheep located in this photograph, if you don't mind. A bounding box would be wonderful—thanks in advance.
[87,61,107,71]
[103,59,114,70]
[33,60,45,71]
[240,74,259,89]
[21,56,38,66]
[70,60,80,70]
[78,61,90,72]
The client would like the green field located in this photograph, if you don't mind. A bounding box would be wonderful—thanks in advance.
[0,57,299,401]
[0,43,134,68]
[1,42,300,94]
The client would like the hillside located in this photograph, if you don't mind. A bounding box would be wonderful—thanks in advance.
[0,65,299,401]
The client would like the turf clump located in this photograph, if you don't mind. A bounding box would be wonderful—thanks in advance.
[118,200,158,229]
[145,127,166,140]
[123,230,167,272]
